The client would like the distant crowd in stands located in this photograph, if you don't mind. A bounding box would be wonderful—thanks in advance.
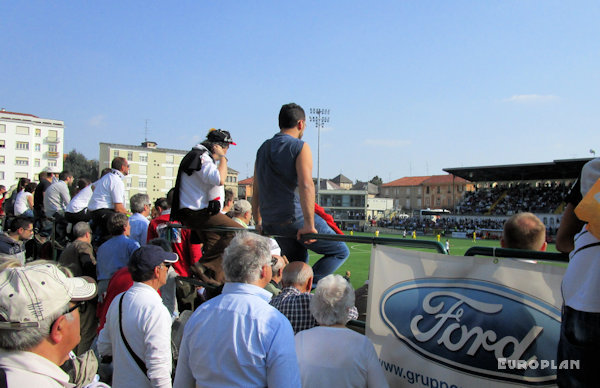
[376,216,506,232]
[456,182,570,215]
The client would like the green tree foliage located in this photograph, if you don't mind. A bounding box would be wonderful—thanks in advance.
[64,150,99,181]
[370,175,383,186]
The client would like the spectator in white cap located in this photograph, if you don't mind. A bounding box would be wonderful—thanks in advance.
[0,263,97,387]
[265,240,287,296]
[232,199,253,228]
[97,245,178,388]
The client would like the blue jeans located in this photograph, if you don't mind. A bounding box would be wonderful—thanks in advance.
[263,214,349,285]
[557,305,600,387]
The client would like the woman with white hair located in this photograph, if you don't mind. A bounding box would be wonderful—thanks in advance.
[294,274,389,388]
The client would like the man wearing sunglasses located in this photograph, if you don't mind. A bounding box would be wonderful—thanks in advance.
[0,263,98,386]
[98,245,178,388]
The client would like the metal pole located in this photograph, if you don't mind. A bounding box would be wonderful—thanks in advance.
[309,108,329,206]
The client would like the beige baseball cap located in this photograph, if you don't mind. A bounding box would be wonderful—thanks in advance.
[0,264,97,330]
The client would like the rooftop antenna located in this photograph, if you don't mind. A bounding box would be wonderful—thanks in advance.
[144,119,150,142]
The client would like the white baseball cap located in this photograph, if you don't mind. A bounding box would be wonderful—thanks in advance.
[0,264,97,330]
[270,238,281,256]
[580,158,600,196]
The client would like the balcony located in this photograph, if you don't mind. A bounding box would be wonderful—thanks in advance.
[46,151,60,159]
[46,136,60,143]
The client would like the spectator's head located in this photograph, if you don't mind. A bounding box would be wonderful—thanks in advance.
[0,264,97,365]
[107,213,129,236]
[501,212,547,251]
[38,172,51,182]
[166,188,175,207]
[72,222,92,243]
[24,182,37,193]
[270,255,286,285]
[281,261,313,292]
[111,157,129,176]
[17,178,30,192]
[310,274,355,326]
[201,128,236,154]
[279,103,306,131]
[223,232,271,285]
[223,189,234,213]
[75,178,91,194]
[59,171,74,185]
[130,193,151,216]
[100,168,112,177]
[0,185,5,196]
[153,197,169,218]
[128,245,178,289]
[233,199,252,225]
[8,217,34,241]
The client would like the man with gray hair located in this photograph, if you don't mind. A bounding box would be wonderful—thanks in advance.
[270,261,358,334]
[58,221,97,354]
[500,212,547,251]
[0,264,97,386]
[232,199,252,228]
[174,232,300,388]
[129,193,151,246]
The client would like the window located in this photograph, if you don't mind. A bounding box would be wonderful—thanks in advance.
[139,179,147,188]
[0,124,5,133]
[16,141,29,150]
[16,126,29,135]
[113,150,119,157]
[128,151,133,161]
[0,156,4,164]
[426,186,430,194]
[35,128,41,137]
[166,154,174,164]
[126,179,132,188]
[15,172,28,179]
[15,157,29,166]
[0,172,3,180]
[165,167,173,177]
[35,143,41,152]
[48,160,57,167]
[139,165,147,175]
[164,179,173,189]
[139,153,148,162]
[437,186,441,194]
[0,140,5,148]
[48,144,57,152]
[34,159,40,167]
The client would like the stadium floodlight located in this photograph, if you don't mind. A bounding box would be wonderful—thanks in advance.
[309,108,330,205]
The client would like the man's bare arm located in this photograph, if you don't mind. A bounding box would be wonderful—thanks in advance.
[296,143,317,243]
[556,203,584,253]
[114,202,127,214]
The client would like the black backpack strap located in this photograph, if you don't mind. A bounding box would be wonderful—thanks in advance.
[118,293,148,377]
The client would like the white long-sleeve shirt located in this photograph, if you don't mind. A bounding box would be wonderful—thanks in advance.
[97,282,172,388]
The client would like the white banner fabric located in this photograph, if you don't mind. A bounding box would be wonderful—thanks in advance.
[366,245,566,387]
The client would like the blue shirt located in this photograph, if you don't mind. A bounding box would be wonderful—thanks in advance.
[96,235,140,281]
[128,213,149,246]
[173,282,301,388]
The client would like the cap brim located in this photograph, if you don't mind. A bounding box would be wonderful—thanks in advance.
[164,252,179,264]
[228,141,237,146]
[69,276,98,302]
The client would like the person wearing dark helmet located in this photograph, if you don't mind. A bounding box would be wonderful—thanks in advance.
[171,129,243,287]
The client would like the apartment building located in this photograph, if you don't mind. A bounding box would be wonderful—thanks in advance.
[99,141,238,205]
[0,110,64,188]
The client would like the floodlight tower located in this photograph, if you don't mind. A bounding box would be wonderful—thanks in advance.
[309,108,330,205]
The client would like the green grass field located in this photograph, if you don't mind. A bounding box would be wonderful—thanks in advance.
[308,232,561,290]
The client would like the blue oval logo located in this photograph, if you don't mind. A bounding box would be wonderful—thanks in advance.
[380,278,561,384]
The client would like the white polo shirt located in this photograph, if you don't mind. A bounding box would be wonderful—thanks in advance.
[179,149,224,211]
[66,185,93,213]
[88,170,126,211]
[0,349,74,387]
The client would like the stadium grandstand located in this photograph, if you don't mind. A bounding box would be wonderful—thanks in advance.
[376,158,592,240]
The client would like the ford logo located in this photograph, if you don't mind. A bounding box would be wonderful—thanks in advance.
[380,278,561,385]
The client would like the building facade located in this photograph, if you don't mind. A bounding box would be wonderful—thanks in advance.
[0,110,64,188]
[100,142,240,206]
[381,174,473,212]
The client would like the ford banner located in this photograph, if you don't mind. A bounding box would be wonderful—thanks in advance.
[366,245,567,387]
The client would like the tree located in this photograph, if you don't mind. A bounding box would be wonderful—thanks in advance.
[64,149,99,181]
[370,175,383,187]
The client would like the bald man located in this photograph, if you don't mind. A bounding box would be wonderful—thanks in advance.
[501,212,547,252]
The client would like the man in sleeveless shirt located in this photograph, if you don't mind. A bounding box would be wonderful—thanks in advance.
[252,103,349,285]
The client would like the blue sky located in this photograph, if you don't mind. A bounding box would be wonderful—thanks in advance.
[3,1,599,182]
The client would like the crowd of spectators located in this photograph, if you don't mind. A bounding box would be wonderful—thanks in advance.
[376,215,505,232]
[456,183,570,215]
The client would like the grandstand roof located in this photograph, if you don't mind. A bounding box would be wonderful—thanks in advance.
[443,158,593,182]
